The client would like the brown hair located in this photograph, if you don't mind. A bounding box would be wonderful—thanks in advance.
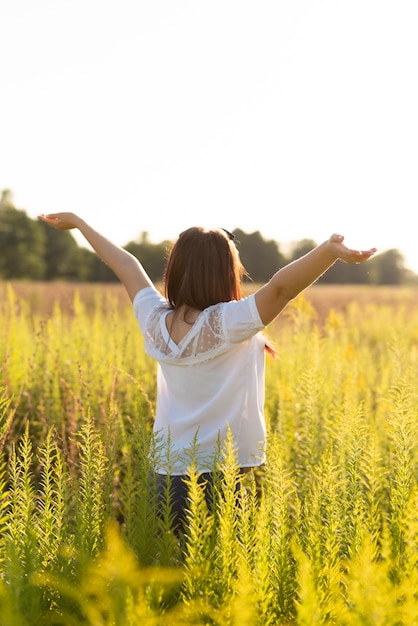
[164,226,277,358]
[164,227,245,309]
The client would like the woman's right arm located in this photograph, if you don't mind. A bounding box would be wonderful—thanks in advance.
[255,233,377,326]
[38,213,154,301]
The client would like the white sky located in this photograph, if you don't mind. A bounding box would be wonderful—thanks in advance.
[1,1,417,270]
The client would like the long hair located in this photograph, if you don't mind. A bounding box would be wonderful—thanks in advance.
[163,226,277,357]
[164,227,245,309]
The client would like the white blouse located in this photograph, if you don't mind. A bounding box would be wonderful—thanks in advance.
[133,286,267,475]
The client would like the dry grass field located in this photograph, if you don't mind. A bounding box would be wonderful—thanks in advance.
[3,279,418,321]
[1,279,418,624]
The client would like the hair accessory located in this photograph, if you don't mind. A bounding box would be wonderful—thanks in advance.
[220,228,235,241]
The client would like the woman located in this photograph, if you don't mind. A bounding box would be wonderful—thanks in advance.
[38,213,376,530]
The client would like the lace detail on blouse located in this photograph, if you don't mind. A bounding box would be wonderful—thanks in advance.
[134,287,265,367]
[144,305,227,363]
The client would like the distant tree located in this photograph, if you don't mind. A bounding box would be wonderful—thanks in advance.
[233,229,286,283]
[1,190,415,286]
[319,249,408,285]
[371,249,406,285]
[0,191,46,279]
[0,189,14,209]
[318,259,372,284]
[287,239,317,263]
[286,237,413,285]
[125,233,170,283]
[84,250,120,282]
[37,220,84,280]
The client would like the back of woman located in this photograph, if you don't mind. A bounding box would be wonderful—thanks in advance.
[134,284,267,475]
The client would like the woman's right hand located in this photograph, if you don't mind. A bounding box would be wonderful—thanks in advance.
[327,233,377,264]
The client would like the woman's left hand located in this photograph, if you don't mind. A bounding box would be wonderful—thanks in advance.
[38,212,80,230]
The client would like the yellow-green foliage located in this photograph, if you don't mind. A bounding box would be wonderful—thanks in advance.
[1,284,418,625]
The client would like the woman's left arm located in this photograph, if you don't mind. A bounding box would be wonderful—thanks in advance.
[38,212,153,301]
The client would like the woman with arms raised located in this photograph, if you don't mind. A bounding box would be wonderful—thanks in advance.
[38,212,376,531]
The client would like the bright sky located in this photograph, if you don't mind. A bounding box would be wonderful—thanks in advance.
[1,1,417,270]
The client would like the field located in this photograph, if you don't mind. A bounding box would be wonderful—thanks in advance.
[1,280,418,625]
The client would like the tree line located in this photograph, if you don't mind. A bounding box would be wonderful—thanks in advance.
[0,189,415,285]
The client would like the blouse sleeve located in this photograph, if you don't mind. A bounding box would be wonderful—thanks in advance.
[221,294,265,343]
[133,286,167,333]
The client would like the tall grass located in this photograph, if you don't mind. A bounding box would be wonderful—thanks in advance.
[1,283,418,624]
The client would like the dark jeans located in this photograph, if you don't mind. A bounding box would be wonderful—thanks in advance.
[155,471,221,535]
[154,467,264,535]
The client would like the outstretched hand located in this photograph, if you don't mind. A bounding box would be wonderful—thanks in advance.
[38,211,153,299]
[38,213,79,230]
[328,233,377,264]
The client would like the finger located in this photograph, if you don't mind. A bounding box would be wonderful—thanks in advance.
[352,249,376,263]
[38,214,59,222]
